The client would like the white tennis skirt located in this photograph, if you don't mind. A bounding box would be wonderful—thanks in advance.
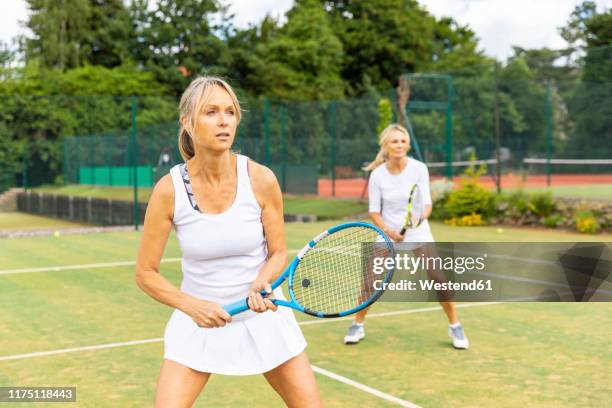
[163,295,307,375]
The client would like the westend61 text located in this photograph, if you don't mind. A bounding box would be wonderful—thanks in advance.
[373,279,493,292]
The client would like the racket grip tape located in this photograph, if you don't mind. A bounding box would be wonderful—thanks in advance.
[223,298,250,315]
[223,290,273,315]
[400,227,406,235]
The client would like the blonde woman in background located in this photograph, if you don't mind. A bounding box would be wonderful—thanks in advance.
[136,76,322,407]
[343,123,469,350]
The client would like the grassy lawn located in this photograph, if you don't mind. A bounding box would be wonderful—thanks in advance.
[0,212,86,231]
[0,225,610,407]
[499,184,612,200]
[283,196,367,218]
[34,185,153,202]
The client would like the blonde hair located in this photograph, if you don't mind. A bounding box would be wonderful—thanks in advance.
[178,76,242,161]
[363,124,411,171]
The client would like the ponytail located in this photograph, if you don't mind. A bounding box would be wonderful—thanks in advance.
[363,150,387,171]
[178,127,195,161]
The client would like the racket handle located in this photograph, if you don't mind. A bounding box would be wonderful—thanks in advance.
[223,298,250,315]
[223,290,273,315]
[400,227,406,235]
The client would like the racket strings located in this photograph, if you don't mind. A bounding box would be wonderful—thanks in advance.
[406,184,425,229]
[292,226,393,315]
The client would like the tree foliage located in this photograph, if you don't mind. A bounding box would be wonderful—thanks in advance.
[1,0,610,187]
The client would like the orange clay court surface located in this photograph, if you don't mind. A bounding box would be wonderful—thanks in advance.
[318,173,612,198]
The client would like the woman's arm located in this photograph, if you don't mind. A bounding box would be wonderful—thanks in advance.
[249,160,288,313]
[134,174,231,327]
[370,212,404,242]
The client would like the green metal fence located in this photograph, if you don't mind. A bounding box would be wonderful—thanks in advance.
[5,64,610,228]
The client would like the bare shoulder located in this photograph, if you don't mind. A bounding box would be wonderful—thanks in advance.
[153,173,174,197]
[247,159,280,207]
[248,160,278,189]
[149,173,175,218]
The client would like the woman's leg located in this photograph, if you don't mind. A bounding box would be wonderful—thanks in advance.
[263,352,322,408]
[154,359,211,408]
[343,243,380,343]
[439,301,458,324]
[353,305,369,323]
[412,244,460,323]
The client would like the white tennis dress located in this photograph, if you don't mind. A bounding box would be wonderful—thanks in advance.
[368,157,435,244]
[163,154,307,375]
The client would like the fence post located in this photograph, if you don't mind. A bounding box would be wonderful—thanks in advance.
[445,77,453,179]
[75,139,81,184]
[263,97,270,166]
[107,136,113,186]
[329,100,337,197]
[89,137,95,185]
[545,81,553,187]
[280,104,287,193]
[131,96,139,230]
[22,141,29,190]
[494,65,502,194]
[63,139,69,185]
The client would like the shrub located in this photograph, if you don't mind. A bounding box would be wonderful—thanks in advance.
[444,213,484,227]
[443,158,492,221]
[444,181,492,220]
[574,211,601,234]
[542,213,564,228]
[528,192,556,217]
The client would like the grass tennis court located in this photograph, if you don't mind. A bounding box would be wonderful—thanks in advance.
[1,222,610,407]
[506,184,612,201]
[0,212,86,231]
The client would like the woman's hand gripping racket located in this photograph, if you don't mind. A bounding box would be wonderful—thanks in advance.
[223,222,395,318]
[400,184,425,235]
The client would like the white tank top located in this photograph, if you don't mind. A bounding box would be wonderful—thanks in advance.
[169,155,268,317]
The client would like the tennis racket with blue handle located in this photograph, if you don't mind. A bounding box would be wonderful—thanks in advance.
[223,221,395,318]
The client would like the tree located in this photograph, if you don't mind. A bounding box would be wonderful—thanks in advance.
[86,0,136,67]
[254,0,345,100]
[0,62,175,186]
[25,0,135,70]
[323,0,484,94]
[133,0,230,96]
[25,0,92,70]
[0,41,16,69]
[567,8,612,157]
[225,16,283,97]
[560,1,599,50]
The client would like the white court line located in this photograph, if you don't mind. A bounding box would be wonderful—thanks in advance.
[0,303,502,406]
[299,302,501,325]
[0,302,501,361]
[0,258,181,275]
[0,338,163,361]
[0,251,301,276]
[311,365,421,408]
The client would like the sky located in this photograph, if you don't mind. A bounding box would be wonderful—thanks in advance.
[1,0,610,61]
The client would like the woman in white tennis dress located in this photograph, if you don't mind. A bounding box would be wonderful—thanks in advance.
[342,124,469,350]
[135,77,321,407]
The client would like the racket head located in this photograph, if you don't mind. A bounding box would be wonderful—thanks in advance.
[401,184,424,234]
[287,222,395,318]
